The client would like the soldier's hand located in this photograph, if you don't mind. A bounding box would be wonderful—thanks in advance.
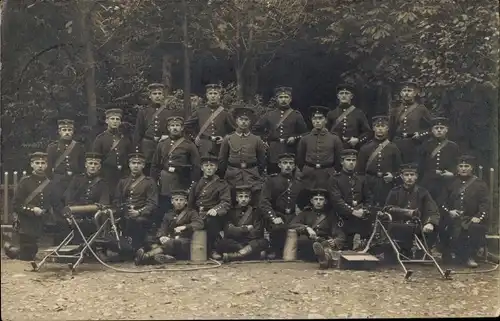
[33,207,44,216]
[348,137,359,146]
[272,217,284,225]
[422,223,434,233]
[207,209,218,217]
[246,225,254,231]
[471,217,481,224]
[159,135,169,142]
[306,227,317,239]
[159,236,170,244]
[263,141,270,149]
[194,137,201,146]
[352,209,365,218]
[327,238,336,247]
[383,172,394,183]
[286,137,296,144]
[128,209,140,218]
[449,209,461,218]
[441,170,454,177]
[174,225,187,233]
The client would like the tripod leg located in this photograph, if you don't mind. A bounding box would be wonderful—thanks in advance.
[415,235,452,279]
[31,230,75,271]
[378,222,412,279]
[361,220,380,253]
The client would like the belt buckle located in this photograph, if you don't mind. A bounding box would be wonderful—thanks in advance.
[279,138,285,143]
[241,162,247,169]
[402,133,408,138]
[285,208,291,214]
[315,164,321,169]
[67,171,73,176]
[117,165,122,170]
[377,172,383,177]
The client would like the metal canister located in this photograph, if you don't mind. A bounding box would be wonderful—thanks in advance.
[190,230,207,262]
[283,229,298,261]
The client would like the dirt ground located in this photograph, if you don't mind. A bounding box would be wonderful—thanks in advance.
[1,252,499,320]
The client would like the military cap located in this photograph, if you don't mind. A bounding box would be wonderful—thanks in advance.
[171,190,189,198]
[309,106,329,118]
[233,106,255,119]
[401,80,419,90]
[372,115,389,125]
[30,152,48,161]
[431,117,449,127]
[147,83,165,91]
[167,116,185,124]
[336,83,355,94]
[278,153,296,161]
[458,155,476,166]
[309,188,329,198]
[205,83,223,91]
[341,149,358,158]
[274,86,293,96]
[57,119,75,128]
[234,184,252,193]
[129,152,146,161]
[200,155,219,164]
[400,163,418,172]
[85,152,103,161]
[105,108,123,117]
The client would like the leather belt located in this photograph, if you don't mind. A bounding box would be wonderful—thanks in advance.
[229,162,257,169]
[397,132,414,139]
[367,171,385,178]
[305,161,334,169]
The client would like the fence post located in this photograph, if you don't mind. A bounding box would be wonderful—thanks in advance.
[488,168,496,234]
[3,172,8,224]
[478,165,483,179]
[13,171,18,190]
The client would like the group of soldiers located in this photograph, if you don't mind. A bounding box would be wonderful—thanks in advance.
[4,81,490,270]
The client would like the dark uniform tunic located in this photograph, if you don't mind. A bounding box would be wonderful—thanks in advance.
[113,174,158,250]
[216,206,268,255]
[12,174,54,260]
[184,105,236,157]
[92,130,133,188]
[218,131,267,193]
[326,105,371,150]
[296,128,344,189]
[188,176,231,253]
[437,175,489,260]
[252,107,307,166]
[418,137,459,201]
[290,209,345,261]
[156,208,204,259]
[356,138,402,206]
[329,170,373,246]
[389,102,432,163]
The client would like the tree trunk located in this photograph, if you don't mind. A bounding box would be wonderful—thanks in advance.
[182,0,191,117]
[235,63,244,101]
[162,54,173,95]
[244,56,258,101]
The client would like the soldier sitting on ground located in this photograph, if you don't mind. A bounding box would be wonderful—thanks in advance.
[134,189,204,265]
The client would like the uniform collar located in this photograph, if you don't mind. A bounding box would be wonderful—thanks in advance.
[342,169,354,176]
[236,130,250,137]
[402,184,416,192]
[339,103,351,110]
[312,128,327,136]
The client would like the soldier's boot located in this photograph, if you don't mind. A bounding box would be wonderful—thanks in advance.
[134,248,146,266]
[260,250,267,260]
[3,241,20,260]
[153,254,176,264]
[222,245,253,263]
[466,257,478,268]
[266,251,277,260]
[211,251,223,260]
[313,242,330,269]
[135,247,164,266]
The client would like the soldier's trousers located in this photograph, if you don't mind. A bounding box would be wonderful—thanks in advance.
[393,137,421,164]
[296,235,320,261]
[444,220,486,261]
[387,222,437,252]
[18,233,39,261]
[342,216,373,250]
[205,216,225,253]
[122,218,151,252]
[215,237,268,258]
[160,237,191,260]
[266,216,294,258]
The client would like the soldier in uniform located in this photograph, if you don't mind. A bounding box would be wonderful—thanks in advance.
[259,153,304,259]
[289,189,345,265]
[133,83,180,174]
[46,119,85,245]
[252,86,307,175]
[112,152,158,257]
[356,116,402,207]
[184,84,236,157]
[297,106,344,189]
[92,108,132,190]
[214,185,269,262]
[417,117,459,201]
[4,152,54,260]
[150,116,200,223]
[389,81,432,164]
[188,155,231,259]
[381,163,440,259]
[437,155,489,267]
[329,149,373,250]
[326,84,371,150]
[134,190,204,265]
[218,106,267,199]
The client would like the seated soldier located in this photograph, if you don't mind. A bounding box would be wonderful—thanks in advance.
[134,190,204,265]
[381,163,439,260]
[289,189,345,266]
[214,185,269,262]
[437,155,489,268]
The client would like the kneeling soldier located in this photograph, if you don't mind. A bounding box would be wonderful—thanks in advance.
[135,190,204,265]
[289,189,345,265]
[215,185,269,262]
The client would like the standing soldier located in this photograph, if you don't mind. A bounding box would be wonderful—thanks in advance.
[133,83,179,174]
[218,106,267,198]
[93,108,132,190]
[188,155,231,259]
[253,86,307,174]
[184,84,236,157]
[356,116,402,207]
[259,153,305,259]
[4,152,55,261]
[389,81,432,164]
[418,117,459,201]
[326,84,371,150]
[46,118,85,245]
[297,106,344,190]
[437,155,489,268]
[150,116,201,223]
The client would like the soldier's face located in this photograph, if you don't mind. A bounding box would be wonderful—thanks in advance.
[310,195,326,210]
[337,90,353,104]
[236,116,251,130]
[342,156,357,171]
[168,122,184,136]
[129,159,145,174]
[400,87,417,101]
[85,159,101,175]
[401,171,418,185]
[457,163,473,176]
[58,127,74,139]
[373,123,389,138]
[202,162,218,177]
[431,125,448,138]
[311,115,326,129]
[106,115,122,129]
[236,192,251,207]
[278,159,296,174]
[149,89,165,104]
[206,89,221,105]
[171,195,188,210]
[31,159,47,174]
[277,93,292,106]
